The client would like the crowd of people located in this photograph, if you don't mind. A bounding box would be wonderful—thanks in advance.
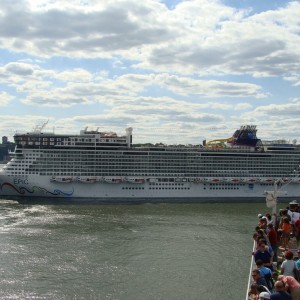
[248,208,300,300]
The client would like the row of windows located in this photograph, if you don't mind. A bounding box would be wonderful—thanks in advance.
[149,187,190,190]
[205,187,240,190]
[122,187,145,190]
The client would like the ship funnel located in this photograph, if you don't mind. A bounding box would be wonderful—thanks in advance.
[126,127,133,136]
[126,127,133,147]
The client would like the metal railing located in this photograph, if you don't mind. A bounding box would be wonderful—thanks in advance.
[246,240,257,300]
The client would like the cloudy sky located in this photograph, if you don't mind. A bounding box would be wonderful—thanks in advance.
[0,0,300,144]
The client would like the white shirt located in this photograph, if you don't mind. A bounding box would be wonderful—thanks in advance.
[281,259,296,277]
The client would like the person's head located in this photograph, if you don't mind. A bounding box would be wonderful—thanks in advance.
[256,259,264,268]
[257,285,268,293]
[278,275,284,282]
[257,241,266,251]
[258,238,267,244]
[267,223,273,229]
[259,218,267,227]
[272,271,278,281]
[252,269,261,280]
[274,280,285,292]
[249,283,259,294]
[285,251,294,260]
[259,292,270,300]
[283,217,289,224]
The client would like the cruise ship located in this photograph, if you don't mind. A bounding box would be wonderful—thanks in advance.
[0,123,299,203]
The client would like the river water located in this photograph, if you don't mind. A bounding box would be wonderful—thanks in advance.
[0,200,279,299]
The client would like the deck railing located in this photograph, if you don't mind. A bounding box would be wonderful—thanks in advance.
[246,240,256,300]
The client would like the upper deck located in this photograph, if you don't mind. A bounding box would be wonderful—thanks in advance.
[14,127,133,150]
[12,124,300,154]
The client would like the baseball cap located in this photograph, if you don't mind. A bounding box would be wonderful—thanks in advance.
[258,214,263,218]
[259,292,270,299]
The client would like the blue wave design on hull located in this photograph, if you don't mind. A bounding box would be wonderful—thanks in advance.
[0,182,74,196]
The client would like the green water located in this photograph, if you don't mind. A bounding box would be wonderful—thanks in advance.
[0,201,277,299]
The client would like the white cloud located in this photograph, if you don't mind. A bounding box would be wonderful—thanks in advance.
[54,69,93,83]
[0,1,299,144]
[0,61,265,107]
[0,91,14,106]
[254,101,300,116]
[0,0,298,78]
[234,103,253,111]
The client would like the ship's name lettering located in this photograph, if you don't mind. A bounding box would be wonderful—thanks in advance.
[14,178,29,185]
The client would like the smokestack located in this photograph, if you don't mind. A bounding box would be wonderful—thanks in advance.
[126,127,133,148]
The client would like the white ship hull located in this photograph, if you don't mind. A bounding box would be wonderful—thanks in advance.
[1,124,300,203]
[1,174,300,203]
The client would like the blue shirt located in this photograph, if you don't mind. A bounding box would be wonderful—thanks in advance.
[255,250,272,265]
[296,258,300,269]
[259,266,273,277]
[270,291,292,300]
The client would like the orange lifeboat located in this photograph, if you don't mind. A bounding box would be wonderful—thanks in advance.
[243,178,257,184]
[259,178,274,184]
[291,178,300,184]
[225,178,241,183]
[206,178,222,183]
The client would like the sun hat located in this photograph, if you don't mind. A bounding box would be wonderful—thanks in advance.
[259,291,270,299]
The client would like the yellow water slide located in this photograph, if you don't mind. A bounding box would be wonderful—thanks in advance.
[206,137,234,148]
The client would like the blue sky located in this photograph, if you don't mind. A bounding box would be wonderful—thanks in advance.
[0,0,299,144]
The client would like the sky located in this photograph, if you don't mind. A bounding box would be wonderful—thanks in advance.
[0,0,300,145]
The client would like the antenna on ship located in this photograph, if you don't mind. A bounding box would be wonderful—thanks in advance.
[32,120,49,133]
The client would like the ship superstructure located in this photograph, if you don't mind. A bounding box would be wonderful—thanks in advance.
[0,124,299,202]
